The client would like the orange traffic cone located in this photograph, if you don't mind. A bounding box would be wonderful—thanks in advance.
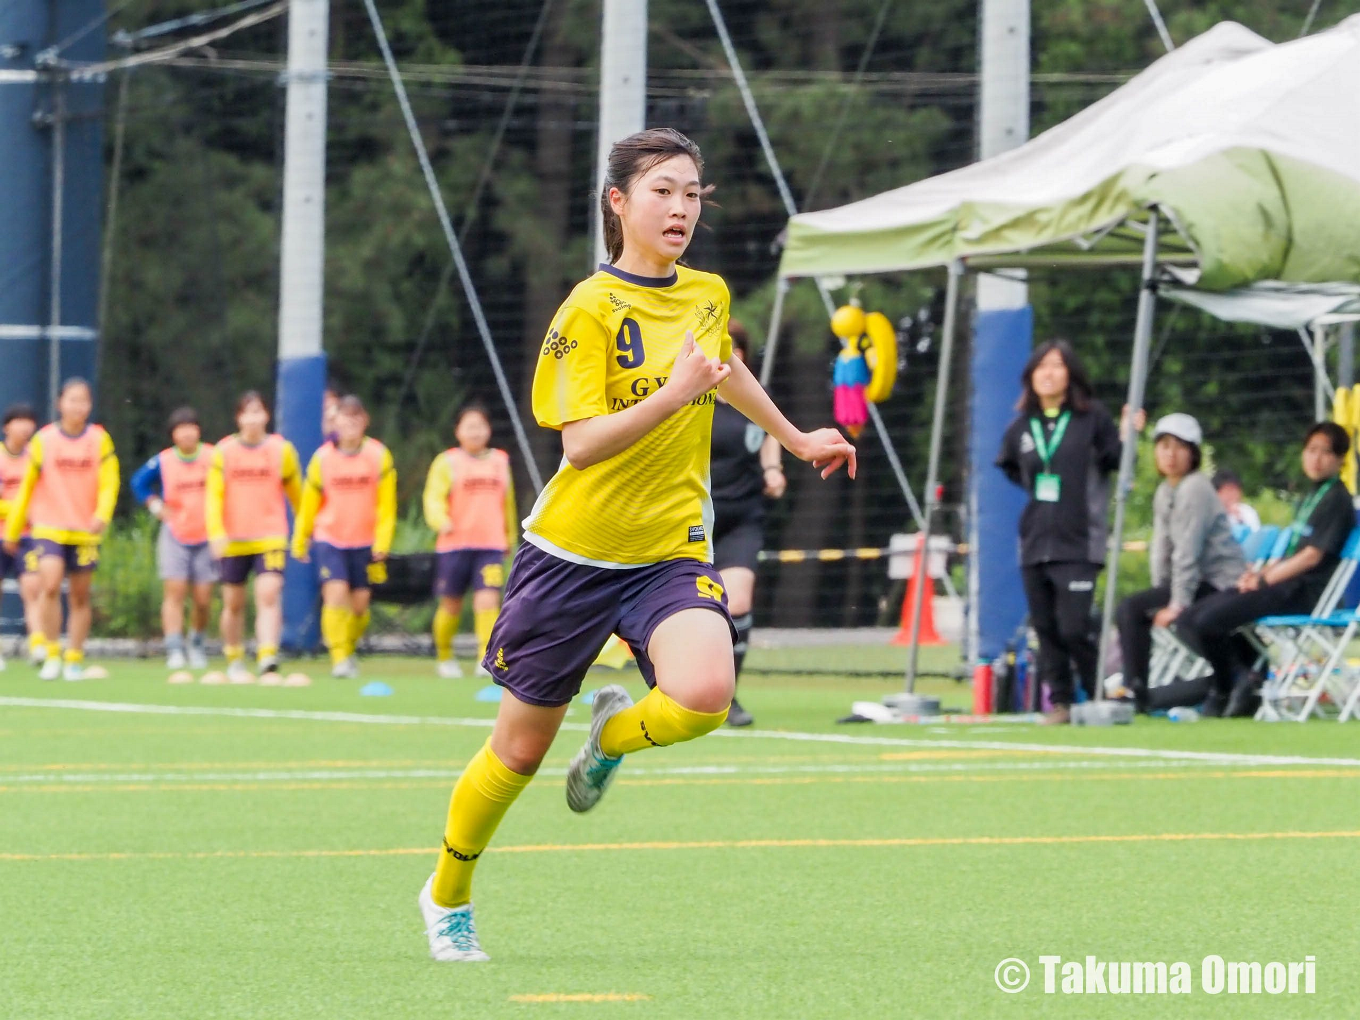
[891,533,944,646]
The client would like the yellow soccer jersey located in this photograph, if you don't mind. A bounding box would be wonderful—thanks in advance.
[524,263,733,566]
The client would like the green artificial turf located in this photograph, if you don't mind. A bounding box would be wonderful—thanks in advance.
[2,649,1357,1019]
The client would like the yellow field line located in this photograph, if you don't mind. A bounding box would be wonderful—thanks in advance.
[508,994,650,1003]
[4,829,1360,863]
[2,768,1358,795]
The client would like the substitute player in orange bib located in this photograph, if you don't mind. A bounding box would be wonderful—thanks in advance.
[422,402,515,679]
[206,391,301,682]
[292,395,396,678]
[0,403,45,669]
[4,378,120,681]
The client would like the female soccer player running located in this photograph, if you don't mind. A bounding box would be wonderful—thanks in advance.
[292,395,396,678]
[206,391,302,682]
[0,403,45,669]
[418,128,855,962]
[4,379,120,681]
[422,403,516,679]
[131,407,216,671]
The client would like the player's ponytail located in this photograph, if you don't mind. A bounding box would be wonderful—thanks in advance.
[600,128,707,265]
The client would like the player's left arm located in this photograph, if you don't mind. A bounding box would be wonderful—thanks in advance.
[280,442,303,513]
[719,353,856,480]
[372,448,397,560]
[93,432,120,535]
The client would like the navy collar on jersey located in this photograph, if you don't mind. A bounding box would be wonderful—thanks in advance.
[598,263,678,288]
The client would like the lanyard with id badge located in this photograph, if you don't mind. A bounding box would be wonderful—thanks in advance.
[1029,412,1071,503]
[1284,478,1336,555]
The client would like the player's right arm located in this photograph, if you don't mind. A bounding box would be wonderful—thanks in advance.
[423,455,452,534]
[131,455,165,518]
[290,452,325,561]
[3,434,42,549]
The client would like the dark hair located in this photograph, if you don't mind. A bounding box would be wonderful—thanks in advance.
[728,319,750,360]
[1212,468,1242,491]
[456,401,491,429]
[235,390,268,417]
[1304,421,1350,458]
[167,406,199,434]
[1154,433,1202,475]
[1016,340,1093,415]
[60,377,91,399]
[3,402,36,427]
[600,128,706,265]
[336,394,367,418]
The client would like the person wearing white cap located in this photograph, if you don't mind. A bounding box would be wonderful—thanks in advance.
[1114,413,1245,711]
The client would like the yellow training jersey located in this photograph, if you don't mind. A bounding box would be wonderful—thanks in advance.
[523,262,733,566]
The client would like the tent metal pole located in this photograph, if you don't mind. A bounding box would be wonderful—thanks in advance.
[758,276,788,388]
[1096,209,1160,701]
[1313,324,1327,421]
[904,261,963,692]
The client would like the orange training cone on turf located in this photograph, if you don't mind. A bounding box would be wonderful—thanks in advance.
[892,534,944,647]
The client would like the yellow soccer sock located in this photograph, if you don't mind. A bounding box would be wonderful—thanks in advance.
[257,644,278,668]
[224,644,245,664]
[598,687,729,757]
[431,741,533,908]
[63,648,84,665]
[349,609,371,651]
[433,607,458,662]
[321,606,354,664]
[46,641,62,661]
[28,632,46,658]
[473,608,499,662]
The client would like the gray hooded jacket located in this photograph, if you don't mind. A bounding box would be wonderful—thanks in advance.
[1150,471,1247,607]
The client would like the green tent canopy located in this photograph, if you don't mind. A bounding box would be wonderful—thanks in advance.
[780,17,1360,292]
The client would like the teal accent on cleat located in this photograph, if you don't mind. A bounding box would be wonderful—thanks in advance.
[418,875,489,962]
[565,683,632,813]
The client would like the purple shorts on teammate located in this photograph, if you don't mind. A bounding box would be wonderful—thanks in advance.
[0,537,36,579]
[481,541,737,708]
[218,550,286,586]
[32,538,99,574]
[315,542,383,590]
[434,548,505,598]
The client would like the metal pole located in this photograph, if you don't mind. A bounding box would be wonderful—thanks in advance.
[47,74,66,420]
[1096,209,1161,698]
[1313,323,1327,421]
[904,261,962,693]
[1339,322,1355,393]
[593,0,647,267]
[757,276,788,388]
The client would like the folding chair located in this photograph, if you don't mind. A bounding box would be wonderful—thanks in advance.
[1253,527,1360,721]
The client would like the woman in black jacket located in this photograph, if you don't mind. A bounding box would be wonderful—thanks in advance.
[996,340,1139,724]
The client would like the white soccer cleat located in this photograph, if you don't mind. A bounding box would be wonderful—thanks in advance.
[62,662,85,682]
[565,684,633,814]
[226,659,255,684]
[187,646,209,670]
[166,649,188,671]
[331,657,359,679]
[418,875,489,962]
[39,656,62,681]
[0,652,6,672]
[437,659,463,680]
[473,663,491,678]
[30,644,48,667]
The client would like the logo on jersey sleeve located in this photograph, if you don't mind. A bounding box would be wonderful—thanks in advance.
[542,328,579,360]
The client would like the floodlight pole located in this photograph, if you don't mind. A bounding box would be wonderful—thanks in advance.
[1096,208,1161,698]
[902,260,963,696]
[594,0,647,268]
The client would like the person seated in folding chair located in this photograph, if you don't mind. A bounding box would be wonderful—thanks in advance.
[1166,422,1354,717]
[1114,414,1245,712]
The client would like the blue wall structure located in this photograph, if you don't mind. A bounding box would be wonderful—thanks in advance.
[968,306,1033,661]
[0,0,105,418]
[278,353,327,652]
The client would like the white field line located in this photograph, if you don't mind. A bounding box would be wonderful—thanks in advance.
[0,758,1261,785]
[5,696,1360,769]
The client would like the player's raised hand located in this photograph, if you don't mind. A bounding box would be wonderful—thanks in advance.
[792,427,857,480]
[665,331,730,405]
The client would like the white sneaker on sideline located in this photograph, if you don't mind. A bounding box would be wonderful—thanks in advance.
[166,649,187,671]
[331,657,359,679]
[187,646,209,670]
[40,656,61,681]
[437,659,463,679]
[62,662,85,682]
[226,659,254,684]
[30,644,48,667]
[418,875,489,962]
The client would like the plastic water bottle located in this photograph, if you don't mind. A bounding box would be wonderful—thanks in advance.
[1167,706,1200,723]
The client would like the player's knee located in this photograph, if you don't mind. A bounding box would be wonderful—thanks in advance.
[492,734,551,776]
[672,671,736,716]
